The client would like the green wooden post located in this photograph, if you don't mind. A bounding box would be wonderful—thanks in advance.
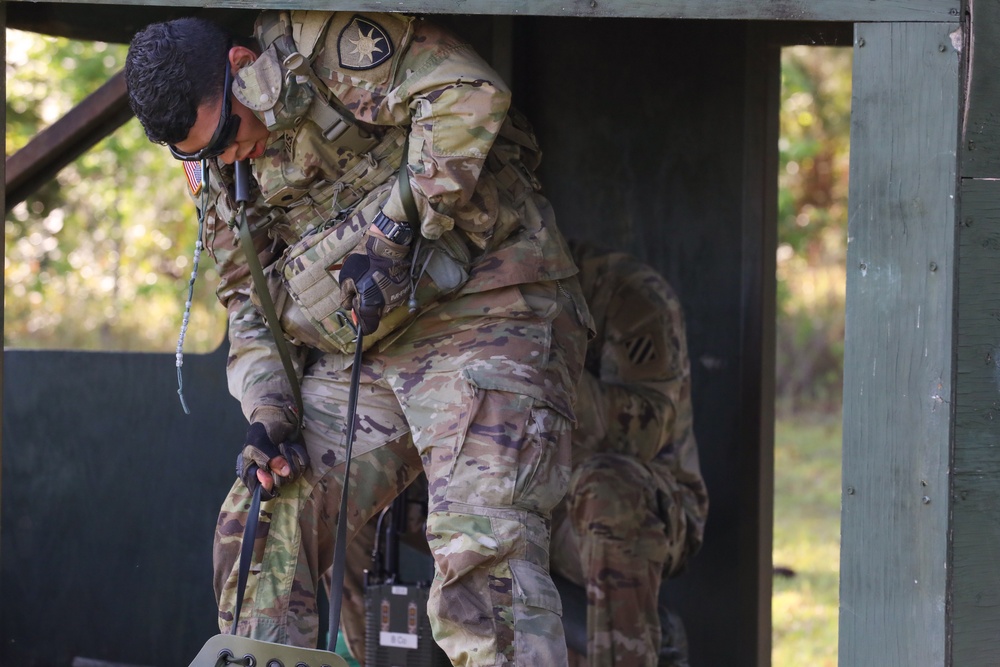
[840,20,961,666]
[954,179,1000,665]
[953,2,1000,663]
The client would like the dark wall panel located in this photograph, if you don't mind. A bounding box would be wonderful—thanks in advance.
[515,17,763,666]
[953,179,1000,664]
[961,1,1000,179]
[1,347,245,666]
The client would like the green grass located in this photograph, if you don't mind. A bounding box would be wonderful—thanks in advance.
[772,413,842,667]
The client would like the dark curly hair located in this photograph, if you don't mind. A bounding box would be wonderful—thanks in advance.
[125,17,233,145]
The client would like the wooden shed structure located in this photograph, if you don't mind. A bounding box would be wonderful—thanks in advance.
[2,0,998,665]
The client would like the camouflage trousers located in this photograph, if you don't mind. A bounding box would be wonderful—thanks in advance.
[549,453,686,667]
[214,280,588,666]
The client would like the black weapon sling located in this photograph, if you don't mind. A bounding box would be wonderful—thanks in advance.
[233,158,366,653]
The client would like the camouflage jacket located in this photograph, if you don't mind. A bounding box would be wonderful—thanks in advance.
[569,241,709,563]
[195,11,580,421]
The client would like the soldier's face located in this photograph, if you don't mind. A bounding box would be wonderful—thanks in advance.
[173,71,270,165]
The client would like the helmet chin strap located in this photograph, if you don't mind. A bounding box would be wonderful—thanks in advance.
[327,325,364,650]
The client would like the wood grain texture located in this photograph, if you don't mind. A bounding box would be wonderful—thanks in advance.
[840,20,961,667]
[953,179,1000,665]
[962,0,1000,177]
[3,0,961,21]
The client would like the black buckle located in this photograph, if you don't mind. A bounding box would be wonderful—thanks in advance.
[372,210,413,245]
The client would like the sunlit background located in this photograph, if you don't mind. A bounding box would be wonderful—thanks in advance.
[772,45,850,667]
[5,29,226,353]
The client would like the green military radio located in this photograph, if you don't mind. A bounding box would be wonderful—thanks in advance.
[363,485,450,667]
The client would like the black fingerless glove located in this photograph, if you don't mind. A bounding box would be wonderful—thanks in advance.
[339,211,412,335]
[236,407,310,500]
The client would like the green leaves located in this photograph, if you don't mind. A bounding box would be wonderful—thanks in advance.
[5,30,226,352]
[778,46,851,262]
[776,46,852,412]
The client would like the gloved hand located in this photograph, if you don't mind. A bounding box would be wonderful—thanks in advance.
[236,405,310,500]
[339,219,412,335]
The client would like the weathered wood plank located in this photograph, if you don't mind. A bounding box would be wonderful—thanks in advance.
[840,20,961,667]
[3,0,960,22]
[961,0,1000,177]
[737,24,781,667]
[953,179,1000,665]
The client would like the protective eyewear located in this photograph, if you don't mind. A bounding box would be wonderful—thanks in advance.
[169,64,241,161]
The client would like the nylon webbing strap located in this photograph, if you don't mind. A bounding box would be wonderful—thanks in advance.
[225,326,364,653]
[397,137,420,227]
[327,329,364,651]
[237,207,304,432]
[231,484,263,634]
[235,198,365,652]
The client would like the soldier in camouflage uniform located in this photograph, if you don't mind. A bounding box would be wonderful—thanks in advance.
[125,11,590,665]
[552,240,708,667]
[338,241,708,666]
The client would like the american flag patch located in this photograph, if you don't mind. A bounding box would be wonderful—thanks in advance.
[183,160,204,196]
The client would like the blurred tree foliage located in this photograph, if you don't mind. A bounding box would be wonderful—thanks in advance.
[5,29,225,352]
[776,46,851,414]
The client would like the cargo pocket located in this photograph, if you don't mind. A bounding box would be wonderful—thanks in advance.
[510,402,572,516]
[510,558,563,619]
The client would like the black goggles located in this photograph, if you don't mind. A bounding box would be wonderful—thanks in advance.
[169,65,241,161]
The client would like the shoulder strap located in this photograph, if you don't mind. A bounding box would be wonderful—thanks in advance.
[397,135,420,226]
[255,10,379,152]
[232,161,364,653]
[237,201,305,434]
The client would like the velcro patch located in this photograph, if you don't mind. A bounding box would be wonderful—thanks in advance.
[338,15,393,70]
[183,160,204,196]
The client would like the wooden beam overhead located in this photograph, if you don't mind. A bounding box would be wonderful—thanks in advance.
[3,0,961,23]
[5,70,133,212]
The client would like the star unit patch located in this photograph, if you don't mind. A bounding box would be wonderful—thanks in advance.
[183,160,204,196]
[338,15,393,70]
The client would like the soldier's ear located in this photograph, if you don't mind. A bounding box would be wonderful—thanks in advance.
[228,45,258,72]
